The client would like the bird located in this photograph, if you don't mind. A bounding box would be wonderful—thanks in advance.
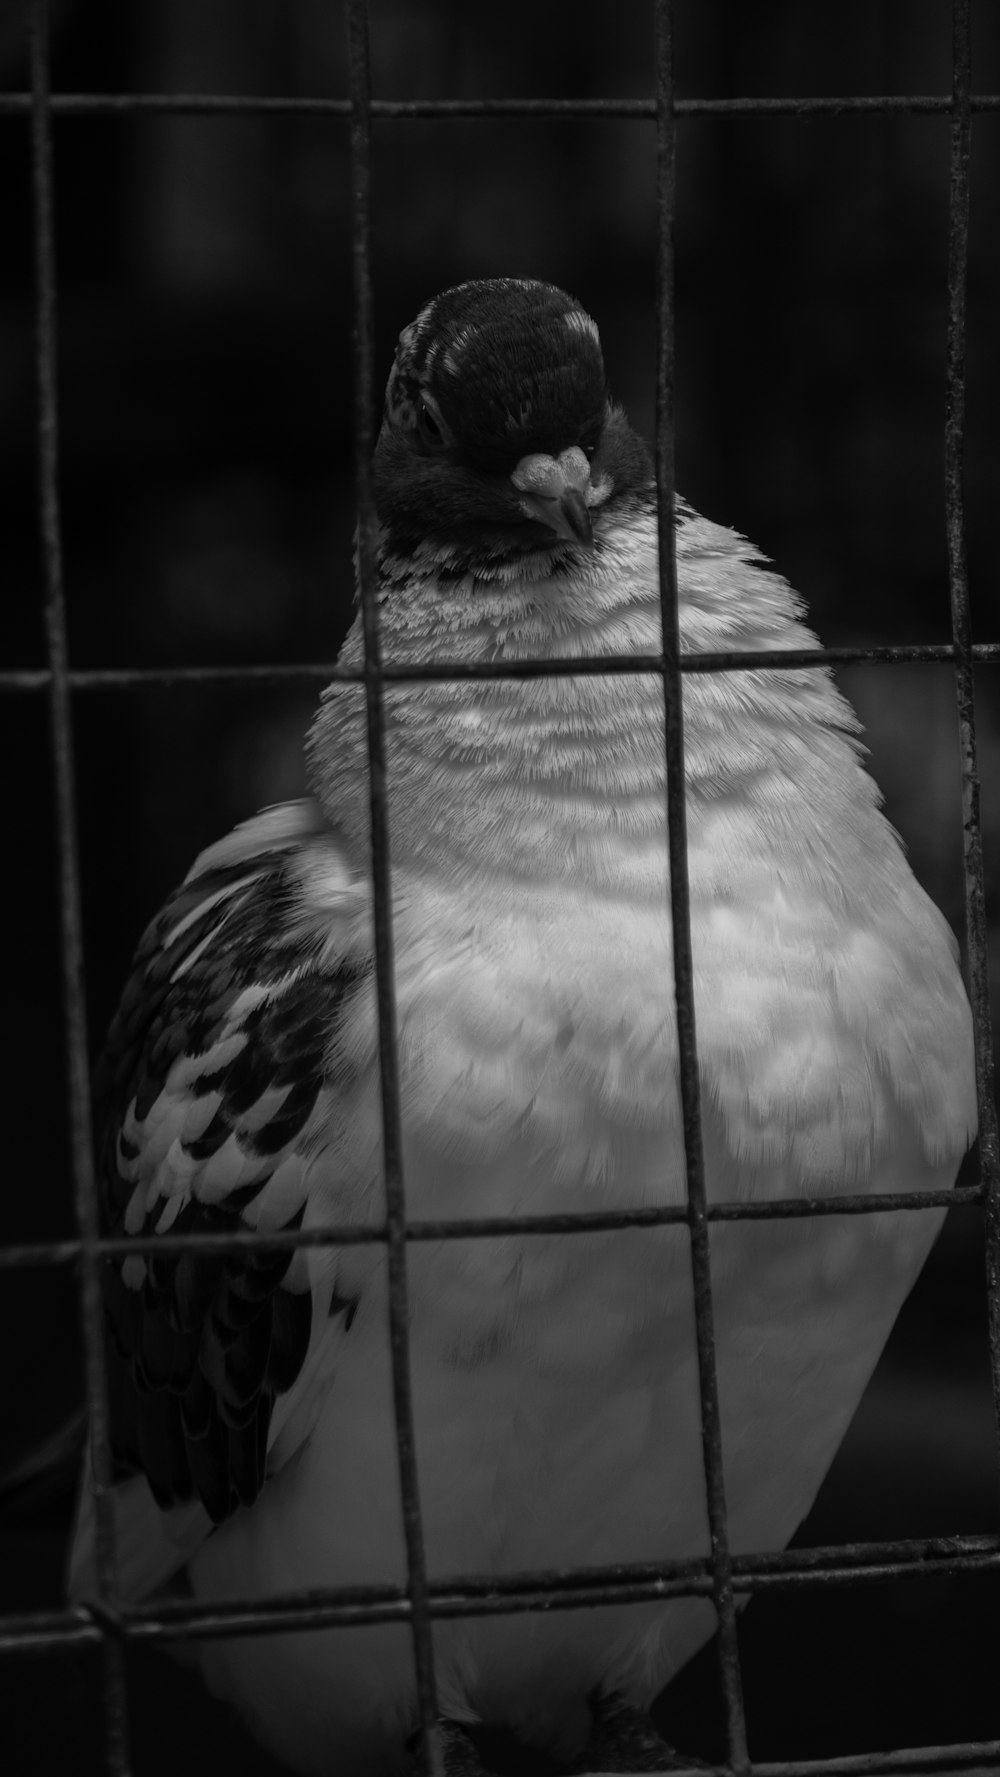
[69,277,977,1776]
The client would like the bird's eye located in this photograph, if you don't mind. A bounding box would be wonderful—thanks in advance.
[580,429,601,461]
[416,395,447,451]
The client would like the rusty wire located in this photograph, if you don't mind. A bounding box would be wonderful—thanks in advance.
[345,4,443,1771]
[3,0,998,1773]
[943,0,1000,1451]
[652,1,748,1766]
[2,640,1000,697]
[2,90,1000,119]
[0,1181,987,1278]
[25,0,130,1770]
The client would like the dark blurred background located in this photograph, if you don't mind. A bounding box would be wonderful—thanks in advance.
[2,2,999,1772]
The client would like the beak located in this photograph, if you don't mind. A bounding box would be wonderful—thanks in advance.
[510,446,595,546]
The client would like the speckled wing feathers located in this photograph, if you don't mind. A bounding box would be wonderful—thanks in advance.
[94,802,370,1525]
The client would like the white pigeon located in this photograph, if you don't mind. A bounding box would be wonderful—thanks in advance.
[70,278,976,1776]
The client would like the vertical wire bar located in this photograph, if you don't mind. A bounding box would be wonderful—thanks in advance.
[345,5,444,1773]
[944,0,1000,1449]
[27,0,132,1769]
[653,4,750,1770]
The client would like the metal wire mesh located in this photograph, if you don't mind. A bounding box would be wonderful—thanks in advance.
[2,0,998,1773]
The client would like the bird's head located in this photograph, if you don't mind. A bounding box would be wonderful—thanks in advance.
[372,278,653,570]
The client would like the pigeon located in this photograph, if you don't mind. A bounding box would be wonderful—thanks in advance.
[69,278,977,1776]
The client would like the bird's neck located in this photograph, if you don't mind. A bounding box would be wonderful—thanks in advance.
[308,505,881,903]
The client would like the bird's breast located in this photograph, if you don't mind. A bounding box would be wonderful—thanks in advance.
[393,877,680,1186]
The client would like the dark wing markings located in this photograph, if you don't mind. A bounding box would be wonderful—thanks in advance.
[96,841,370,1523]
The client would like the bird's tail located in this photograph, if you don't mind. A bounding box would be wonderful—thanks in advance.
[0,1405,88,1522]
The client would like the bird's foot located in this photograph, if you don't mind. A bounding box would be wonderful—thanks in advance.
[407,1719,491,1776]
[568,1692,710,1774]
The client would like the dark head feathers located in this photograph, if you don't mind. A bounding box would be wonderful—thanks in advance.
[383,279,608,473]
[374,278,652,567]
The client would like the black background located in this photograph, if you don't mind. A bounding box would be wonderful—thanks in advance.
[1,2,999,1772]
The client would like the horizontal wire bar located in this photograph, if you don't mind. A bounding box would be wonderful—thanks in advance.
[2,642,999,696]
[751,1743,1000,1777]
[0,1184,980,1272]
[0,1610,101,1656]
[0,91,999,120]
[4,1533,999,1658]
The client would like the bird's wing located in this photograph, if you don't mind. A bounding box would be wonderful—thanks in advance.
[69,798,373,1600]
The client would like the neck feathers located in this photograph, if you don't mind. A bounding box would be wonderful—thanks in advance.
[308,506,883,900]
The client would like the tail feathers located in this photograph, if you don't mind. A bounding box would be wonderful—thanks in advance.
[0,1407,88,1521]
[68,1458,212,1603]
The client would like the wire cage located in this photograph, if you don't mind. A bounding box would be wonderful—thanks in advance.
[1,1,999,1773]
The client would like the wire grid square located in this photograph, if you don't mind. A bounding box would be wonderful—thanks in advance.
[2,1,998,1773]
